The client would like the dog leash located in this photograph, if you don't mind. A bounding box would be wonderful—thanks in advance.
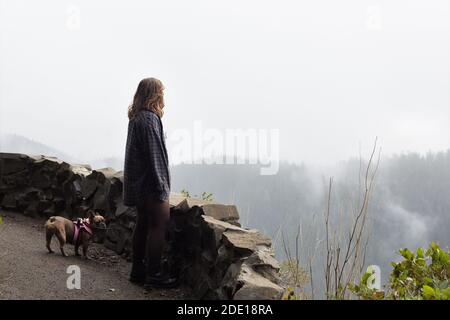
[92,225,114,231]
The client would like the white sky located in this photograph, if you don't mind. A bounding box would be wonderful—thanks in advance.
[0,0,449,165]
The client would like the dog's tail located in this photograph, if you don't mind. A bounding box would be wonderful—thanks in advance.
[44,216,57,229]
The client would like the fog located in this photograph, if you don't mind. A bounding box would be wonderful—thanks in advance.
[1,0,450,165]
[168,151,450,293]
[1,0,450,297]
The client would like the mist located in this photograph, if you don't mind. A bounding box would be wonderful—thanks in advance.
[1,0,450,298]
[1,0,450,165]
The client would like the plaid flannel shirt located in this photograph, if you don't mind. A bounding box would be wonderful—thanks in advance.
[123,110,170,206]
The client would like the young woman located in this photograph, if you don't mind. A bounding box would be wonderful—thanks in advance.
[123,77,177,288]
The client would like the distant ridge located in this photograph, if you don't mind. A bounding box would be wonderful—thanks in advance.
[0,133,79,163]
[0,133,124,170]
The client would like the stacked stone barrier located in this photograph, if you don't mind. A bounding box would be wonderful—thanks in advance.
[0,153,283,299]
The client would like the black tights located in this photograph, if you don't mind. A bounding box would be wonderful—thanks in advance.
[132,197,170,274]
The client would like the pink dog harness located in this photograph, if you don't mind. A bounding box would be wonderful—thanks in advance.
[71,218,93,245]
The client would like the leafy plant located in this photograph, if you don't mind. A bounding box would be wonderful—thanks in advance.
[201,192,214,201]
[180,189,214,202]
[349,266,384,300]
[180,189,190,198]
[351,242,450,300]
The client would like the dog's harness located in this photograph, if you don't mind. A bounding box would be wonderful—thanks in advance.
[71,218,93,246]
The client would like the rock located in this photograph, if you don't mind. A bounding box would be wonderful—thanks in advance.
[30,170,52,189]
[32,155,63,166]
[172,205,203,227]
[24,201,39,217]
[221,261,243,298]
[246,248,280,269]
[216,243,234,265]
[191,268,215,298]
[110,177,123,198]
[53,197,65,212]
[103,238,117,251]
[233,264,283,300]
[114,200,133,218]
[1,193,16,209]
[105,226,121,244]
[202,204,240,223]
[246,249,281,284]
[0,153,29,175]
[200,250,216,267]
[94,167,117,181]
[115,232,129,255]
[173,197,210,213]
[80,178,98,200]
[112,171,124,183]
[169,193,188,208]
[92,181,112,212]
[222,229,272,256]
[38,200,53,215]
[201,215,242,248]
[42,203,56,217]
[69,164,92,177]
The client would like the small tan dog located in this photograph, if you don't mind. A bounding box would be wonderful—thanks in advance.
[44,210,106,259]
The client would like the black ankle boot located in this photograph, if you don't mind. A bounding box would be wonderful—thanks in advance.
[144,271,178,289]
[129,260,145,284]
[144,261,178,289]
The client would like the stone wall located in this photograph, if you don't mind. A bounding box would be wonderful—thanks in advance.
[0,153,283,299]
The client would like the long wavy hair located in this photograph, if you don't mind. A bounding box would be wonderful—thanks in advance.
[128,77,165,120]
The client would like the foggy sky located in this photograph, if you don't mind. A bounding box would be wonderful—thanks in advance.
[1,0,449,165]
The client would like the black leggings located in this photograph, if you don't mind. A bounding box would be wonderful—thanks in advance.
[132,197,170,274]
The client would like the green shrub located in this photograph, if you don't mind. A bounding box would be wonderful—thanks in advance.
[351,242,450,300]
[180,189,214,201]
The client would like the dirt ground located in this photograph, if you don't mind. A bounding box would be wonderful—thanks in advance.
[0,212,191,300]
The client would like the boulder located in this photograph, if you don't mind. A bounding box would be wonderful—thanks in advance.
[233,264,283,300]
[1,193,16,209]
[222,229,272,256]
[92,181,112,213]
[114,201,130,218]
[69,164,92,177]
[0,153,29,175]
[201,215,242,248]
[112,170,124,182]
[202,204,240,223]
[173,197,210,213]
[169,193,188,208]
[245,249,281,284]
[221,261,243,298]
[94,167,117,181]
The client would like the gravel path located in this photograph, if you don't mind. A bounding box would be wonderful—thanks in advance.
[0,212,191,300]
